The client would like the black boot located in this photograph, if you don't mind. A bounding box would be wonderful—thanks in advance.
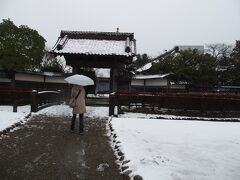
[79,114,84,135]
[71,114,76,131]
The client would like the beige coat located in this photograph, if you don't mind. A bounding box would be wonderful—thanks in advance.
[71,85,86,114]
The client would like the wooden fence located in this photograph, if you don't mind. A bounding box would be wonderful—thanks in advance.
[31,90,63,112]
[0,88,65,112]
[109,92,240,116]
[0,88,32,112]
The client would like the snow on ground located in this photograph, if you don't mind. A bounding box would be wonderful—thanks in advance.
[111,116,240,180]
[35,104,109,119]
[120,112,240,121]
[2,104,240,180]
[34,104,72,117]
[86,106,109,118]
[0,105,30,131]
[0,105,109,132]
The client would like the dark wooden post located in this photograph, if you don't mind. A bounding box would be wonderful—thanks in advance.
[109,93,116,116]
[143,79,146,92]
[57,90,61,103]
[43,75,46,89]
[110,66,118,93]
[142,95,145,108]
[10,71,17,112]
[110,68,114,93]
[10,71,16,88]
[72,65,77,74]
[13,93,17,112]
[31,90,38,112]
[167,79,171,93]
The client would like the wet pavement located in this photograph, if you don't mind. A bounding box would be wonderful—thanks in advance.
[0,115,129,180]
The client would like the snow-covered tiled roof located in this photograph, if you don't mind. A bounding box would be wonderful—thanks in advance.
[136,63,152,72]
[133,73,172,80]
[60,30,134,40]
[52,39,134,56]
[51,30,136,57]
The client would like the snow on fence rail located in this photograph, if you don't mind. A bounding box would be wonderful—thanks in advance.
[37,90,61,94]
[31,90,63,112]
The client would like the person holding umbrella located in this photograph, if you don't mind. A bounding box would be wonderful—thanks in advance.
[65,75,94,135]
[70,84,86,134]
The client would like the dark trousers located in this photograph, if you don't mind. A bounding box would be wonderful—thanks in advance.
[71,114,84,133]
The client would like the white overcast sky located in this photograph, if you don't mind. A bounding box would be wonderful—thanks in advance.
[1,0,240,56]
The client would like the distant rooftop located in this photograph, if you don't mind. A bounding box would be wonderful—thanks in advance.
[177,45,204,53]
[133,73,172,80]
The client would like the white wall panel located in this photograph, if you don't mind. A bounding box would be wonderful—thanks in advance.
[15,73,44,82]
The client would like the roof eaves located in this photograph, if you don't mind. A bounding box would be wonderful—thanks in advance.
[50,51,133,57]
[61,30,134,36]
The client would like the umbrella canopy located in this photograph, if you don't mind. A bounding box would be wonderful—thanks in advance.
[64,74,94,86]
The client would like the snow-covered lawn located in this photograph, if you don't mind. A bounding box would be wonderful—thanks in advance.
[0,105,30,131]
[112,113,240,180]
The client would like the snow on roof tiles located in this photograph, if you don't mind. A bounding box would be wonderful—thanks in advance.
[133,73,172,79]
[136,63,152,72]
[51,30,136,57]
[52,39,134,56]
[60,30,134,39]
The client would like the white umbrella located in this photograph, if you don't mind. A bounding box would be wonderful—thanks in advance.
[64,74,94,86]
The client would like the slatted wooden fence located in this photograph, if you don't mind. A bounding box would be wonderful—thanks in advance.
[30,90,63,112]
[0,88,65,112]
[109,92,240,116]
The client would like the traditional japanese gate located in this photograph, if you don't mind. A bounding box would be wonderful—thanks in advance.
[50,30,136,92]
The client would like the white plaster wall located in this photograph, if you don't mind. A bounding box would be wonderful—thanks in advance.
[131,79,144,86]
[45,76,66,83]
[0,78,11,82]
[170,84,186,89]
[15,73,44,82]
[131,79,168,87]
[145,79,167,86]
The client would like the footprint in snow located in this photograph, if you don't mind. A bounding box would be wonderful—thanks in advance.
[96,163,109,172]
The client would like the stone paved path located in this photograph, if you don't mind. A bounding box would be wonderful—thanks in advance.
[0,114,129,180]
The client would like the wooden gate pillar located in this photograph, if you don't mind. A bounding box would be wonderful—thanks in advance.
[72,65,78,74]
[110,68,118,93]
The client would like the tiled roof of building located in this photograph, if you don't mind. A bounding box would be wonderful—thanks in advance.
[133,73,172,80]
[60,30,134,40]
[51,30,136,57]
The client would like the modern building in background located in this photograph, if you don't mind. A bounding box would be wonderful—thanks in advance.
[177,45,205,53]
